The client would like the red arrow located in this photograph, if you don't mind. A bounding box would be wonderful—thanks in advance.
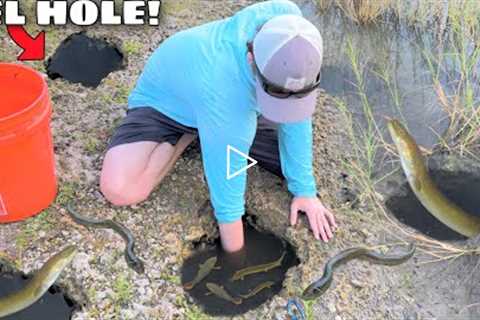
[6,26,45,61]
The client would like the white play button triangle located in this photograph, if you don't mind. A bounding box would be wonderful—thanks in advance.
[227,145,258,180]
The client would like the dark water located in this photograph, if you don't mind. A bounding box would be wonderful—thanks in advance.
[300,1,479,162]
[0,263,76,320]
[181,218,299,316]
[385,170,480,240]
[46,32,124,88]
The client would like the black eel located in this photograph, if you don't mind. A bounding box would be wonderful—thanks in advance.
[66,202,145,274]
[302,243,416,300]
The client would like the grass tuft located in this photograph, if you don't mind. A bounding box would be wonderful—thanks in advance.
[335,0,393,24]
[113,275,133,305]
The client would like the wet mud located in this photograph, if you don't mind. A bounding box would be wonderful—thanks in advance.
[181,217,299,316]
[46,32,124,88]
[385,169,480,240]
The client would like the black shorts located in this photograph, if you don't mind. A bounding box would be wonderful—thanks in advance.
[108,107,284,178]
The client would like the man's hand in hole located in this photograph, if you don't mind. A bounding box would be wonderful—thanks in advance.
[290,196,337,242]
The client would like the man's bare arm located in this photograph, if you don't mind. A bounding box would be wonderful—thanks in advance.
[218,219,245,252]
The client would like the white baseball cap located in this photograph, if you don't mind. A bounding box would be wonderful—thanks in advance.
[253,14,323,123]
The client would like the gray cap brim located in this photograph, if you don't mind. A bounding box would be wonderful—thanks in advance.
[256,79,317,123]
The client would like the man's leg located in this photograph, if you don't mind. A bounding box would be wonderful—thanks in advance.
[100,133,196,206]
[99,107,197,206]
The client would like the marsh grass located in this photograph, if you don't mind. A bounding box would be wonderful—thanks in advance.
[315,0,480,29]
[314,0,334,13]
[393,0,445,28]
[332,38,389,203]
[422,12,480,157]
[335,0,394,24]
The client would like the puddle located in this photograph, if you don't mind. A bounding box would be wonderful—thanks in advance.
[181,216,299,316]
[385,169,480,240]
[299,1,479,166]
[46,32,124,88]
[0,261,77,320]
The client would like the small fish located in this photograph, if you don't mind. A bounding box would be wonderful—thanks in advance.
[183,256,218,290]
[231,251,286,281]
[205,282,242,305]
[239,281,275,299]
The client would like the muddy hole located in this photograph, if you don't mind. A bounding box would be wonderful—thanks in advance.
[385,169,480,241]
[181,216,299,316]
[0,261,77,320]
[46,32,124,88]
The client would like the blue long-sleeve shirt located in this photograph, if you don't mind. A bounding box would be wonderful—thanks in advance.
[128,0,317,223]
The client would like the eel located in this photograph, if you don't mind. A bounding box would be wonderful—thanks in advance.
[231,251,286,281]
[387,119,480,237]
[239,281,275,299]
[302,243,416,300]
[66,202,145,274]
[205,282,242,305]
[183,256,218,290]
[0,245,77,318]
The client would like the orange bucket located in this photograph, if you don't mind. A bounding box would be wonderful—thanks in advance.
[0,63,57,223]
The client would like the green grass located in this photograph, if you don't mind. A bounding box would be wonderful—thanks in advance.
[84,135,101,154]
[301,299,315,320]
[113,275,133,304]
[104,82,133,105]
[55,181,78,206]
[123,40,143,56]
[176,294,212,320]
[160,271,181,285]
[15,209,54,251]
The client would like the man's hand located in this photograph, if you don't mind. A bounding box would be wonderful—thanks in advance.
[290,196,337,242]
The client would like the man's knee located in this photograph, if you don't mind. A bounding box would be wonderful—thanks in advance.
[100,171,150,206]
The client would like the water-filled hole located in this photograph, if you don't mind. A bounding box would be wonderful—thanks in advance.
[0,263,77,320]
[385,169,480,241]
[181,215,300,316]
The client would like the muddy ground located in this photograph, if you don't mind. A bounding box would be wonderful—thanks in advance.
[1,1,480,319]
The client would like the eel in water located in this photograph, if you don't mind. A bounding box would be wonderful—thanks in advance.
[66,202,145,274]
[387,119,480,237]
[239,281,275,299]
[231,251,286,281]
[302,243,416,300]
[0,245,77,318]
[205,282,242,305]
[183,256,218,290]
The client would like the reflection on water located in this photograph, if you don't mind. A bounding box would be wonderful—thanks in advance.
[300,1,479,155]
